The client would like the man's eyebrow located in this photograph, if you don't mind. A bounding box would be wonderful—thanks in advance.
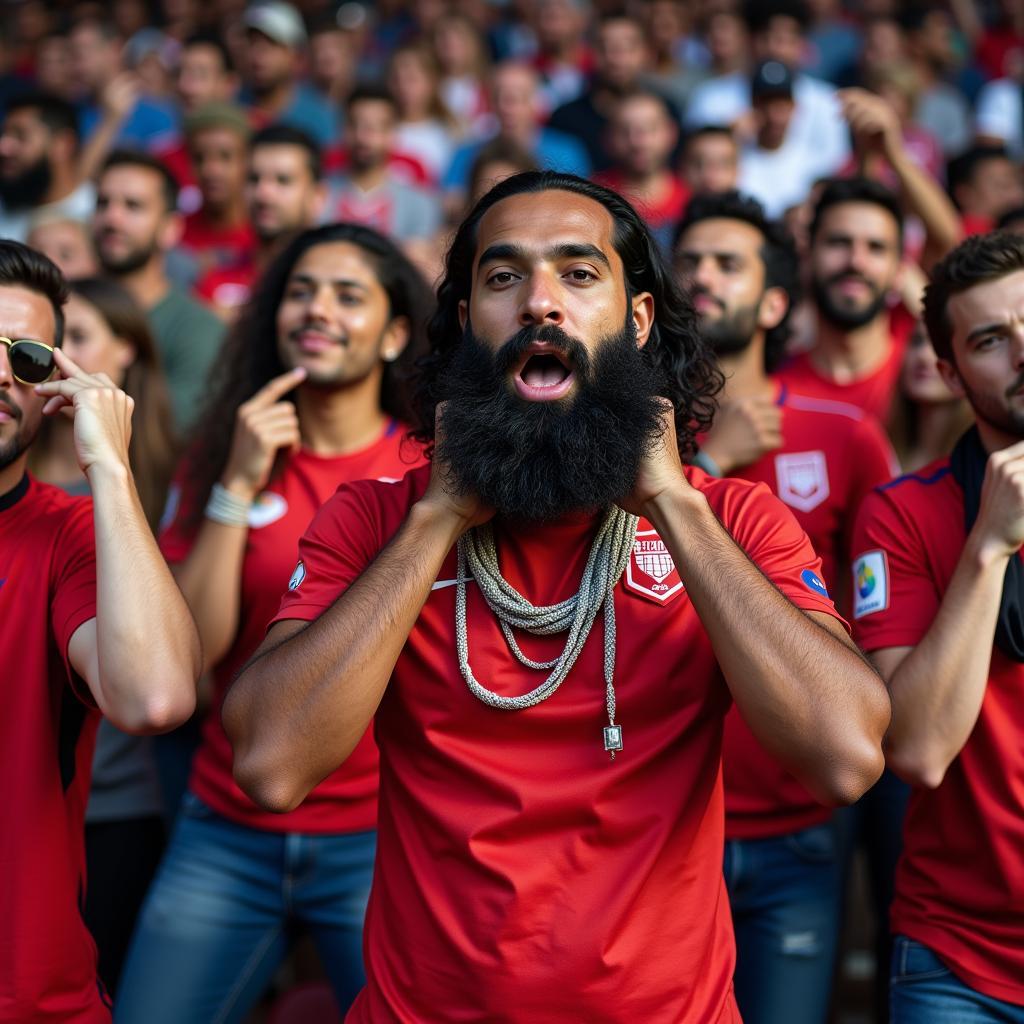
[287,273,368,290]
[966,321,1006,343]
[674,247,744,261]
[477,242,612,271]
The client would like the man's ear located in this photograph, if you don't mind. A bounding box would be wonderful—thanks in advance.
[757,285,789,332]
[381,316,410,363]
[159,210,184,252]
[632,291,654,348]
[458,298,468,332]
[936,356,966,398]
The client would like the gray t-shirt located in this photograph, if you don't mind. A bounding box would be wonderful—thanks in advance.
[323,175,442,241]
[147,285,225,433]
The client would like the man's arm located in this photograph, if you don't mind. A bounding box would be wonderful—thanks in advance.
[38,349,200,734]
[867,441,1024,788]
[627,407,890,806]
[224,456,492,813]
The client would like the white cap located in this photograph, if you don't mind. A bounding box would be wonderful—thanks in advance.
[242,2,307,48]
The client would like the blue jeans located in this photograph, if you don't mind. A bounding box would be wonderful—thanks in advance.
[115,792,375,1024]
[890,936,1024,1023]
[724,817,844,1024]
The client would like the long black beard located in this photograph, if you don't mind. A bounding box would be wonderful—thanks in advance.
[812,272,888,330]
[435,320,666,523]
[0,155,51,210]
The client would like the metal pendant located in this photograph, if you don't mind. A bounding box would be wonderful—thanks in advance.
[603,724,623,760]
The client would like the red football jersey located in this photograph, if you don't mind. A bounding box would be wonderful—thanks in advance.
[194,259,257,313]
[273,463,841,1023]
[773,307,914,424]
[0,476,106,1023]
[851,460,1024,1005]
[161,423,424,833]
[723,385,897,839]
[180,210,256,275]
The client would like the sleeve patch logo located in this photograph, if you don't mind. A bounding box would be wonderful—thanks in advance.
[288,560,306,591]
[800,568,830,597]
[852,550,889,619]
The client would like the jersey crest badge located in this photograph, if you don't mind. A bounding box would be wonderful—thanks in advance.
[623,529,685,605]
[249,491,288,529]
[775,451,830,512]
[852,550,889,618]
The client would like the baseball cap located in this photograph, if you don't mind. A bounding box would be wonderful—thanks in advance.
[751,59,794,100]
[184,102,252,141]
[243,1,307,48]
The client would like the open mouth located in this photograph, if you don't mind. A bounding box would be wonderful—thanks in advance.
[513,343,576,402]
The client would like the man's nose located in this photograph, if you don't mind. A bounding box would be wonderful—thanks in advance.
[518,271,564,326]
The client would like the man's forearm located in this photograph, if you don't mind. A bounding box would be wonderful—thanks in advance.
[882,536,1006,787]
[225,499,466,812]
[642,483,889,804]
[91,462,200,731]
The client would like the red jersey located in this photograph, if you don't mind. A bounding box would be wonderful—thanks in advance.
[194,259,258,313]
[0,475,106,1023]
[851,461,1024,1005]
[592,170,691,233]
[723,385,896,839]
[773,307,914,424]
[273,463,841,1023]
[180,210,256,276]
[161,423,423,833]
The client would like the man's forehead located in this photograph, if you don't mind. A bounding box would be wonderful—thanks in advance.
[950,269,1024,336]
[820,202,899,238]
[679,217,762,253]
[473,191,617,266]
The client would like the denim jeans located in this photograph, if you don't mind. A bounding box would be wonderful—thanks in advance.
[115,792,375,1024]
[723,817,844,1024]
[889,936,1024,1024]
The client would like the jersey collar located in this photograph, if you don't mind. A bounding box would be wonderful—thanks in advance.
[0,473,29,512]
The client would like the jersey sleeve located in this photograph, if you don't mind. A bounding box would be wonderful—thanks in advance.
[849,486,939,651]
[272,479,399,626]
[50,499,98,704]
[714,478,846,626]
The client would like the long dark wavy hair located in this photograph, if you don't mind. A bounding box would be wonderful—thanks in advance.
[411,171,722,458]
[181,222,434,531]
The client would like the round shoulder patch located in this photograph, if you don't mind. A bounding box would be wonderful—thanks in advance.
[800,568,830,598]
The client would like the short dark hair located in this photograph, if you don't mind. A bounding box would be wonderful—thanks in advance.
[809,177,904,248]
[743,0,811,35]
[947,145,1012,208]
[414,170,722,459]
[923,231,1024,362]
[997,205,1024,231]
[100,149,180,213]
[683,125,737,151]
[675,190,800,372]
[182,31,234,73]
[344,83,398,117]
[0,240,68,345]
[250,123,322,180]
[3,90,80,147]
[612,86,676,124]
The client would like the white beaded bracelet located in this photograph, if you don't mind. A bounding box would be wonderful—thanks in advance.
[204,482,252,527]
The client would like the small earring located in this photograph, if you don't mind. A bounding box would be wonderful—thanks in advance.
[383,351,398,362]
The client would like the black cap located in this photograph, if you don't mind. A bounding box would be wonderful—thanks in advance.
[751,59,794,100]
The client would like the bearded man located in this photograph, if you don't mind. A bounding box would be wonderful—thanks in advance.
[226,171,890,1023]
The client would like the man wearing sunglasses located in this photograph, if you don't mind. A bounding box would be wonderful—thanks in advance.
[0,240,199,1023]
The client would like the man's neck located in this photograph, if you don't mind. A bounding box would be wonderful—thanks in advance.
[0,452,29,501]
[808,312,892,383]
[42,168,80,207]
[201,199,248,230]
[252,81,294,118]
[618,166,674,201]
[718,337,773,401]
[116,259,172,311]
[294,371,390,455]
[348,163,388,192]
[977,418,1024,456]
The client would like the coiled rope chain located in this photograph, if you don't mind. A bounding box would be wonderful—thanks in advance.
[455,506,640,758]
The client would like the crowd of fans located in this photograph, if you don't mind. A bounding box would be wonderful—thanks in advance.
[2,0,1024,1021]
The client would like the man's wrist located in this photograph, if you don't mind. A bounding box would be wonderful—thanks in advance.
[409,495,475,548]
[640,477,708,531]
[85,459,131,489]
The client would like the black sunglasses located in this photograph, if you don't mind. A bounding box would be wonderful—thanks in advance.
[0,336,57,386]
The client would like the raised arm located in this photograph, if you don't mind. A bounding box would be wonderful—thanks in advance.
[37,348,200,734]
[626,409,890,806]
[173,368,305,671]
[224,455,492,813]
[870,441,1024,788]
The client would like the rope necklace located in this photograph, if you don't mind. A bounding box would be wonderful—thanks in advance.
[455,506,640,759]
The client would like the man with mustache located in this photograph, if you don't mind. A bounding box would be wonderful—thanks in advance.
[775,177,908,423]
[675,191,897,1024]
[225,171,890,1022]
[852,230,1024,1021]
[0,240,199,1022]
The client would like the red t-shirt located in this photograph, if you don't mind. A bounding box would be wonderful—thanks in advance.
[592,170,691,232]
[0,475,106,1023]
[180,210,256,275]
[773,307,914,424]
[273,463,841,1023]
[161,424,423,833]
[851,460,1024,1005]
[723,386,896,839]
[194,259,258,313]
